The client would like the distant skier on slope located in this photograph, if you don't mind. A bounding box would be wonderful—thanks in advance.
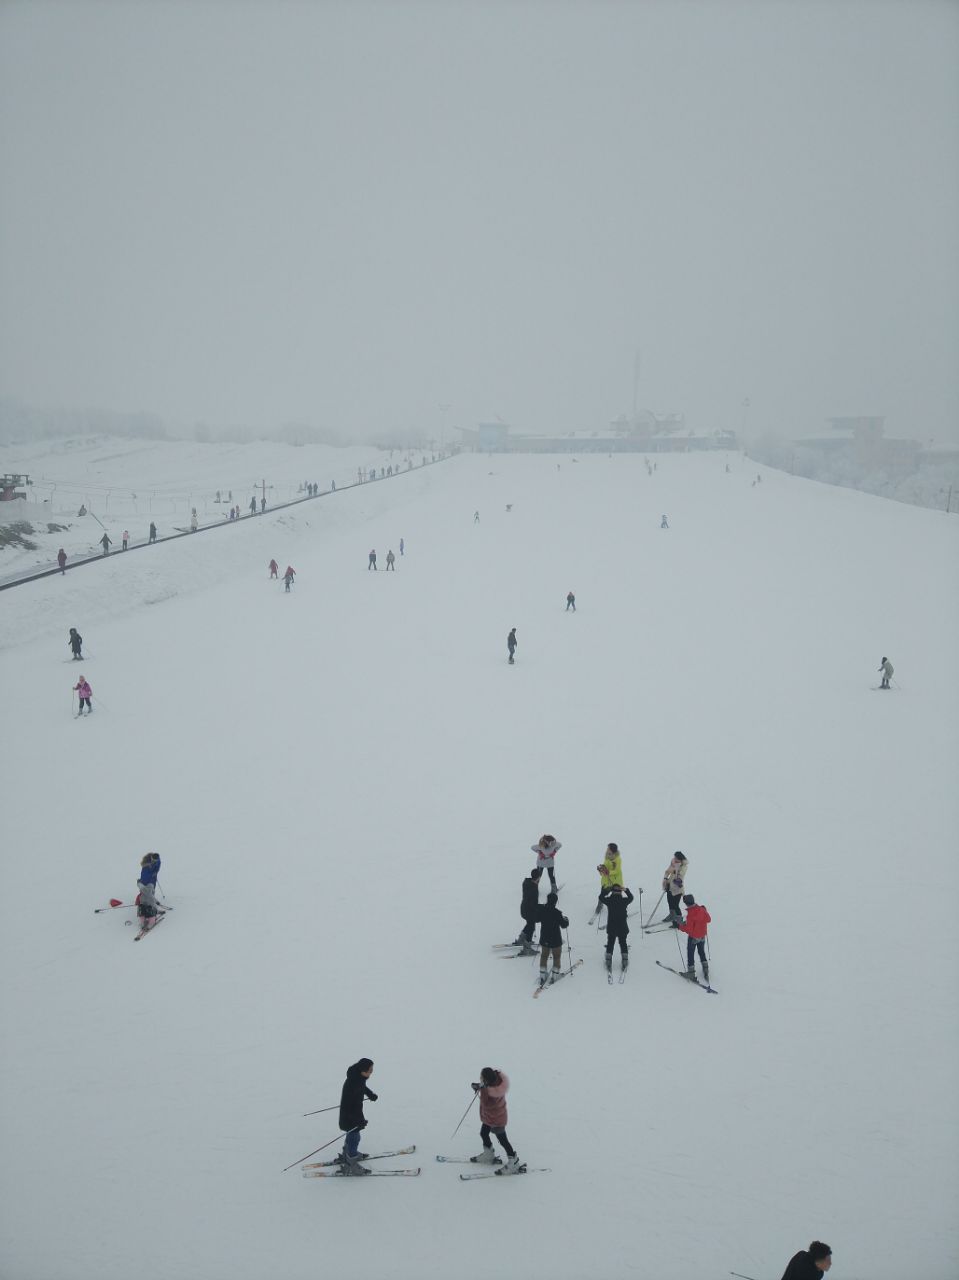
[677,894,711,984]
[284,566,296,592]
[135,853,162,933]
[601,883,633,973]
[57,548,67,574]
[68,628,83,660]
[470,1068,520,1171]
[100,533,111,555]
[269,559,279,579]
[535,892,569,985]
[368,549,377,570]
[473,510,480,524]
[512,868,542,954]
[878,656,894,689]
[73,675,93,714]
[507,628,517,664]
[149,522,157,543]
[531,833,560,892]
[566,591,576,611]
[662,852,688,926]
[337,1059,378,1175]
[779,1241,832,1279]
[661,514,669,528]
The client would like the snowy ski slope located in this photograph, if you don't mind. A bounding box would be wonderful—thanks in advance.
[1,448,957,1280]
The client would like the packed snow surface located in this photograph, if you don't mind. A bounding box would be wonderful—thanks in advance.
[1,449,957,1280]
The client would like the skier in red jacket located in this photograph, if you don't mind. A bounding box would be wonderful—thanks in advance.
[677,894,711,983]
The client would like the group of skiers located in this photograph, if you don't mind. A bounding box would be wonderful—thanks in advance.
[268,560,296,591]
[510,840,713,985]
[368,547,400,570]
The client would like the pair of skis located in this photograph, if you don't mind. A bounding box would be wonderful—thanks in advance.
[655,959,718,994]
[533,956,583,997]
[303,1146,419,1178]
[435,1156,548,1181]
[607,962,628,985]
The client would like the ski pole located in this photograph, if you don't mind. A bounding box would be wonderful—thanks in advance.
[730,1272,760,1280]
[642,890,664,928]
[674,926,686,969]
[638,888,644,940]
[564,927,575,975]
[282,1127,356,1173]
[450,1090,478,1140]
[302,1104,338,1118]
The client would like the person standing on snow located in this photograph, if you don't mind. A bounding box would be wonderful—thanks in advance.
[190,510,198,532]
[566,591,576,611]
[512,868,542,954]
[600,883,633,972]
[149,522,157,543]
[135,852,162,933]
[779,1242,832,1279]
[122,530,129,550]
[473,510,480,523]
[269,559,279,579]
[531,833,560,892]
[385,549,396,570]
[661,514,669,528]
[677,894,711,983]
[68,628,83,660]
[57,548,67,574]
[100,532,111,555]
[368,549,377,570]
[592,842,624,921]
[337,1058,378,1174]
[284,566,296,592]
[399,537,404,556]
[878,656,894,689]
[535,892,569,984]
[470,1068,520,1171]
[507,628,517,664]
[662,852,688,925]
[249,497,257,516]
[73,675,93,714]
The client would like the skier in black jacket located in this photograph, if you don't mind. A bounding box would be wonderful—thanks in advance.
[780,1242,832,1279]
[512,869,542,953]
[535,893,568,984]
[507,628,517,664]
[337,1058,378,1175]
[600,884,634,971]
[68,628,82,660]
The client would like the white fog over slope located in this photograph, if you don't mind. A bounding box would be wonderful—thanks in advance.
[1,449,957,1280]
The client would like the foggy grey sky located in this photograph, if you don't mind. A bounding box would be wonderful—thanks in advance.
[1,0,957,443]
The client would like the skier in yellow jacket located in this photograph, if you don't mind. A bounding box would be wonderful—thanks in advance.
[591,843,624,923]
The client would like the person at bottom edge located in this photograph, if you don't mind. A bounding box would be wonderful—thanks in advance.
[780,1241,832,1279]
[470,1068,521,1172]
[337,1058,378,1174]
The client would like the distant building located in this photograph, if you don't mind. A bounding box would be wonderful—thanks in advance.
[459,420,735,454]
[800,417,922,476]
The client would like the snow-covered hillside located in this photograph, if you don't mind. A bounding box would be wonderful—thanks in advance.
[1,448,957,1280]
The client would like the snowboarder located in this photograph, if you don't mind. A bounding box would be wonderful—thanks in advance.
[535,893,569,984]
[386,549,396,571]
[283,566,296,592]
[779,1242,832,1279]
[73,675,93,714]
[57,548,67,574]
[368,549,377,570]
[399,537,404,556]
[337,1058,378,1174]
[135,853,161,933]
[512,868,542,953]
[531,833,560,892]
[507,628,517,664]
[593,842,624,918]
[677,894,711,982]
[100,533,111,555]
[878,656,894,689]
[470,1068,520,1171]
[662,852,688,925]
[600,883,634,971]
[68,628,82,659]
[566,591,575,611]
[149,522,157,543]
[269,559,279,579]
[122,530,129,550]
[661,514,669,528]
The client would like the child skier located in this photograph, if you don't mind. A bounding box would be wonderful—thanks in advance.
[68,628,82,659]
[531,833,560,892]
[337,1058,378,1175]
[73,676,93,714]
[535,892,569,984]
[677,894,711,983]
[600,883,633,971]
[878,656,894,689]
[662,852,688,925]
[470,1068,520,1171]
[512,868,542,953]
[284,566,296,592]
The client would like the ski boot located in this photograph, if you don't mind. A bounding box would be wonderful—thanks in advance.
[702,964,709,983]
[685,966,696,981]
[342,1156,371,1176]
[471,1148,501,1165]
[504,1154,522,1173]
[621,953,629,971]
[519,942,537,956]
[605,953,613,973]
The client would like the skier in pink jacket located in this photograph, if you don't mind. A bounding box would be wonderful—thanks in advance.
[469,1068,521,1172]
[73,677,93,714]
